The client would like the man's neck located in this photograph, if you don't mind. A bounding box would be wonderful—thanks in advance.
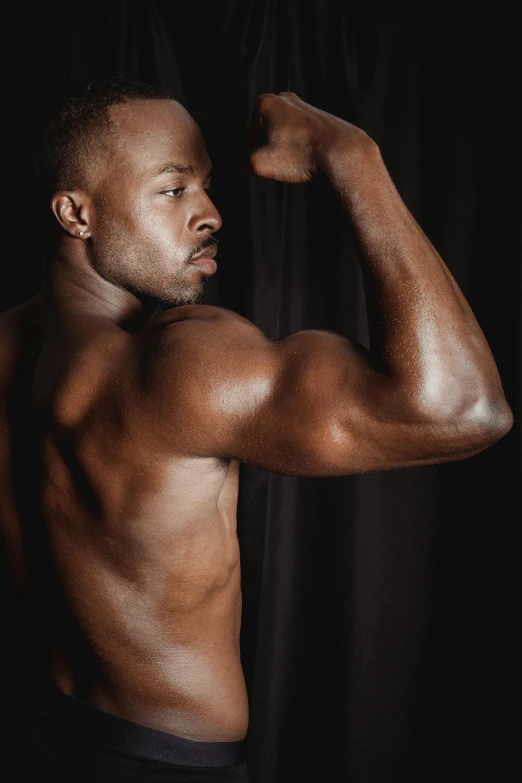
[37,252,159,333]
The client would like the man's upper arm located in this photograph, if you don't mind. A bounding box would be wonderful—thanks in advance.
[146,306,458,477]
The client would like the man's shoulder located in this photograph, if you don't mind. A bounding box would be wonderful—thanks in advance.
[134,303,278,433]
[140,304,267,361]
[0,298,40,377]
[144,303,254,333]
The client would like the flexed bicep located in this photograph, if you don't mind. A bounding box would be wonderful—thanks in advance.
[143,307,490,477]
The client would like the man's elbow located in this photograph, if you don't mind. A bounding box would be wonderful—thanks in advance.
[434,393,514,455]
[470,396,514,445]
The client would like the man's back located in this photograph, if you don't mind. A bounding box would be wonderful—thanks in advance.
[0,298,249,742]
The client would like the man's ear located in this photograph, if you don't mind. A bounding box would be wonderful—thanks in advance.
[51,190,91,239]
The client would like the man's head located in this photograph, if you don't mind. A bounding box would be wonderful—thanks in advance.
[35,78,221,309]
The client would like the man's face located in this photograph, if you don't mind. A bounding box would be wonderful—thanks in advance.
[88,99,222,308]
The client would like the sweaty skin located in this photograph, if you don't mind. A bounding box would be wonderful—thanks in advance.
[0,94,513,743]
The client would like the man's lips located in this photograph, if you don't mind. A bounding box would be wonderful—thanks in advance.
[189,245,218,274]
[190,245,217,262]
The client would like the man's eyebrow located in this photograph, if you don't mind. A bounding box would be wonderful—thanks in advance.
[153,163,213,178]
[154,163,195,176]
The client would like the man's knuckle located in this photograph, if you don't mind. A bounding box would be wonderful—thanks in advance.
[257,92,277,108]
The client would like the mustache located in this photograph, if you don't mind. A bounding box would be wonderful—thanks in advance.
[188,237,219,261]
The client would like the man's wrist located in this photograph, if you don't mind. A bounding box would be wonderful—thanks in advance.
[313,125,380,175]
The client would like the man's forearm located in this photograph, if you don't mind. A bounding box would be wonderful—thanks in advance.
[318,134,513,433]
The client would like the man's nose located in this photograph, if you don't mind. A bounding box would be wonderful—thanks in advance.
[192,193,222,234]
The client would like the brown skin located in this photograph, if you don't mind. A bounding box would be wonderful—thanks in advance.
[0,94,513,742]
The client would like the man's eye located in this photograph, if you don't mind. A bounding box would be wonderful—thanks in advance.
[164,187,184,198]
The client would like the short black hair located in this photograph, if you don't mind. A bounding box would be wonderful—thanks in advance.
[33,76,174,197]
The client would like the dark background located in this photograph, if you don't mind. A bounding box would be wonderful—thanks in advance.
[4,2,520,781]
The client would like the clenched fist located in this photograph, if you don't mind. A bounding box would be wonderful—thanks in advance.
[244,91,367,183]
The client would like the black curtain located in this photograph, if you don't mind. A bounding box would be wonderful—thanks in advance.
[5,3,520,781]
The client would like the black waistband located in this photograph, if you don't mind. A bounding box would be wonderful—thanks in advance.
[23,682,248,767]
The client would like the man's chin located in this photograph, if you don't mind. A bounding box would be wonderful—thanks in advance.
[158,285,206,310]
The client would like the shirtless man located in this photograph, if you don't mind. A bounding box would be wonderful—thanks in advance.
[0,78,512,780]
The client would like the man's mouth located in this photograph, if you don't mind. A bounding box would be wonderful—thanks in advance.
[190,244,218,263]
[189,243,218,274]
[189,244,218,274]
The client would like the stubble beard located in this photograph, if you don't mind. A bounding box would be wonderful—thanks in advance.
[92,223,207,309]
